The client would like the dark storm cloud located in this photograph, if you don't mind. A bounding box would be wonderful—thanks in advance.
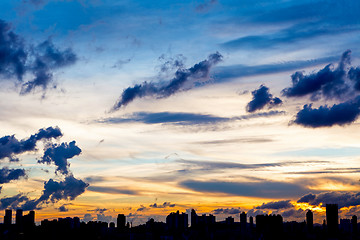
[246,85,282,112]
[282,50,352,101]
[38,141,82,175]
[212,208,241,215]
[293,97,360,127]
[0,126,62,161]
[297,192,360,208]
[0,19,77,94]
[256,200,293,209]
[111,52,222,111]
[0,167,26,184]
[180,180,310,198]
[98,110,284,126]
[87,186,139,195]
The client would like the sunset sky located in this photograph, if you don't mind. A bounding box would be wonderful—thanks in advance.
[1,0,360,225]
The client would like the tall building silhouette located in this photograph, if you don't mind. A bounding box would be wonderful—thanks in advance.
[23,210,35,227]
[240,212,247,232]
[117,214,126,229]
[306,210,313,231]
[16,209,23,226]
[249,216,254,229]
[191,209,197,227]
[352,215,357,234]
[4,209,12,225]
[326,204,338,234]
[166,211,188,230]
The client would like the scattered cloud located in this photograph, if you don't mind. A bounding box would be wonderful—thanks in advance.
[111,52,222,111]
[282,50,352,101]
[149,202,175,208]
[0,167,26,184]
[246,85,282,112]
[0,19,77,95]
[38,141,82,175]
[0,126,62,161]
[212,207,241,215]
[293,98,360,127]
[298,192,360,208]
[255,200,293,209]
[58,204,69,212]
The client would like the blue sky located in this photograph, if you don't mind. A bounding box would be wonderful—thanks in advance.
[0,0,360,225]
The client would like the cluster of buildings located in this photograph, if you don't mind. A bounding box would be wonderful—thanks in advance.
[0,204,359,239]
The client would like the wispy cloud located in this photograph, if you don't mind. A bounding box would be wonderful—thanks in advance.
[87,186,139,195]
[180,179,312,198]
[98,110,285,126]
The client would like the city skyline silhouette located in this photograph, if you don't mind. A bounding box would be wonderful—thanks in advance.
[0,0,360,237]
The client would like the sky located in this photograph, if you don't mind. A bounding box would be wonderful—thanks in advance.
[1,0,360,225]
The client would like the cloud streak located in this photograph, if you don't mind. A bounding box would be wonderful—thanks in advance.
[98,110,285,126]
[180,180,311,198]
[112,52,222,111]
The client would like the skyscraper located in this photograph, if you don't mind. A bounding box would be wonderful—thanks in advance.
[240,212,247,232]
[306,210,313,231]
[4,209,12,226]
[326,204,338,234]
[16,209,23,226]
[352,215,357,234]
[117,214,126,229]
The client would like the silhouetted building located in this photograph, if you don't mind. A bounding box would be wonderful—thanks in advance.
[23,210,35,228]
[240,212,247,231]
[117,214,126,229]
[16,209,23,225]
[340,219,351,232]
[249,216,254,229]
[306,210,313,231]
[191,209,197,227]
[256,214,283,237]
[225,216,234,225]
[4,209,12,226]
[166,211,188,230]
[352,215,357,234]
[326,204,338,234]
[190,209,215,227]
